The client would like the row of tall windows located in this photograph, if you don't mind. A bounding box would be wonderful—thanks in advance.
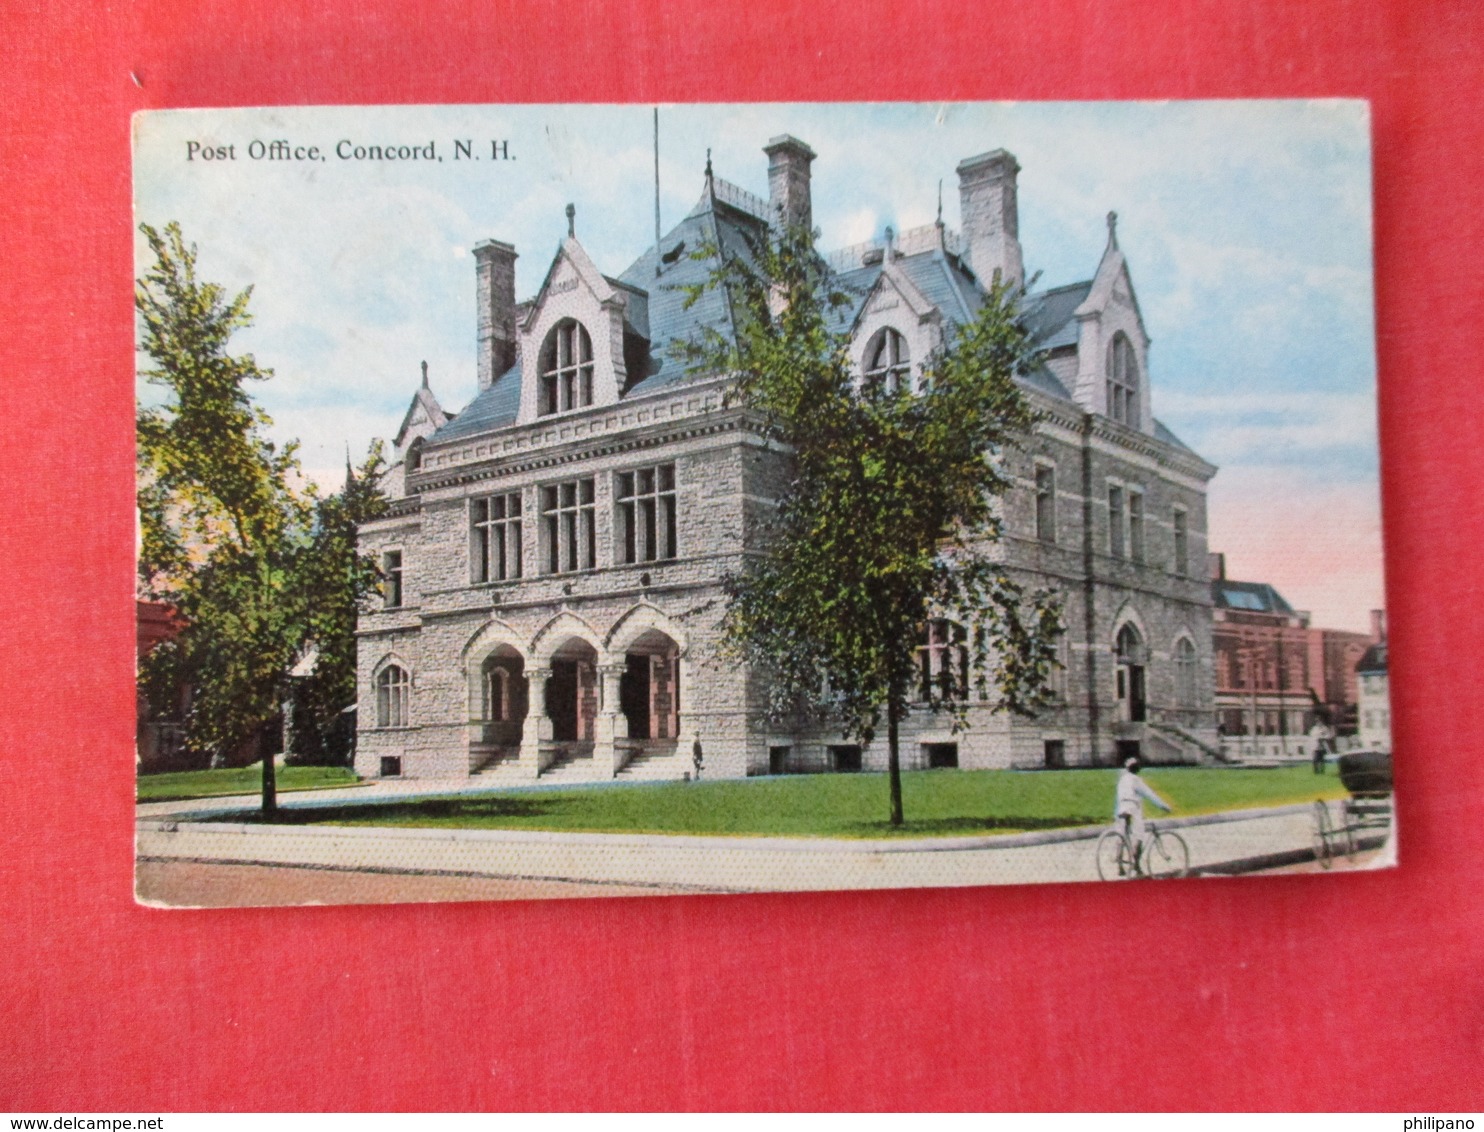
[1030,464,1189,576]
[459,463,682,583]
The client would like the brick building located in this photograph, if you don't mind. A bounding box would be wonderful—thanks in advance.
[354,136,1218,782]
[1210,553,1380,759]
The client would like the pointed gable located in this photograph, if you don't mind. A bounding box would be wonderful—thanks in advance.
[394,364,450,457]
[516,222,652,424]
[1069,213,1154,434]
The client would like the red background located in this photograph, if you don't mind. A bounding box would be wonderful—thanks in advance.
[3,0,1481,1111]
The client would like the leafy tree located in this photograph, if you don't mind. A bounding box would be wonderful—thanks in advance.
[285,445,389,766]
[688,224,1062,826]
[136,222,385,810]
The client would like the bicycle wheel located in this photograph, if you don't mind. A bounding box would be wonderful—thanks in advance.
[1143,829,1189,878]
[1096,829,1133,880]
[1311,801,1333,869]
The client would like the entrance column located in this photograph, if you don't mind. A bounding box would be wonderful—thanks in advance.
[594,663,629,777]
[520,666,553,779]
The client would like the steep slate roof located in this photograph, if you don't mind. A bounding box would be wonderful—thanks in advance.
[431,362,522,441]
[1356,642,1388,675]
[427,170,1196,455]
[1212,579,1297,616]
[1022,281,1092,351]
[617,184,765,397]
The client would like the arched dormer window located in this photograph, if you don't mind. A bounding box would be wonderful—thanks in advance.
[863,327,911,394]
[1106,332,1139,427]
[375,664,410,728]
[539,319,594,416]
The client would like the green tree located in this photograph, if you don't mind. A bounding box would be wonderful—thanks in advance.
[136,222,385,811]
[285,445,389,766]
[689,225,1062,826]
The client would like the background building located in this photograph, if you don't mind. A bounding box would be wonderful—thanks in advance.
[1211,552,1384,759]
[1357,612,1391,752]
[355,136,1218,782]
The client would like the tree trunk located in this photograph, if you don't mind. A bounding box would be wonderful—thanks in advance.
[262,726,278,817]
[887,684,904,827]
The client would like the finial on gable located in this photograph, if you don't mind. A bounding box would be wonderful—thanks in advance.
[420,359,429,388]
[936,179,944,227]
[884,225,895,258]
[1107,210,1119,247]
[566,202,576,238]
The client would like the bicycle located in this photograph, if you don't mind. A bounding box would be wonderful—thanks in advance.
[1095,815,1189,880]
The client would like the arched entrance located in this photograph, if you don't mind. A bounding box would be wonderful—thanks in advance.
[471,646,528,771]
[1115,623,1147,724]
[618,628,681,741]
[545,637,598,743]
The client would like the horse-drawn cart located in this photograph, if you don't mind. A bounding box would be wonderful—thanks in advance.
[1311,750,1393,868]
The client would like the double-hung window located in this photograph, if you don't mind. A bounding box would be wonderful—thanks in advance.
[1172,508,1189,577]
[616,464,677,564]
[542,478,596,573]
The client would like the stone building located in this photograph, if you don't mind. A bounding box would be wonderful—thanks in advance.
[354,136,1218,782]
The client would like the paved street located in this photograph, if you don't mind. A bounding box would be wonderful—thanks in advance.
[136,792,1396,905]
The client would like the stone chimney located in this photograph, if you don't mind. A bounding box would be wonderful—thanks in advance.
[474,239,518,390]
[956,149,1024,288]
[764,135,816,235]
[1208,552,1227,582]
[1371,609,1387,642]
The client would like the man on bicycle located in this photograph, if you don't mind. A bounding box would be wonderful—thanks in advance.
[1116,757,1173,870]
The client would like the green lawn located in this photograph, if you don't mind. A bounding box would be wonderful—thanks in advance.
[234,765,1349,839]
[137,764,361,803]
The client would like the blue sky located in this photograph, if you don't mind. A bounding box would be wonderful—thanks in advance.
[134,101,1382,630]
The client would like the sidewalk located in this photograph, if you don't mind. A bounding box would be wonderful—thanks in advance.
[136,800,1391,899]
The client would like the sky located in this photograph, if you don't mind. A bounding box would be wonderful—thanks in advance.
[133,101,1382,631]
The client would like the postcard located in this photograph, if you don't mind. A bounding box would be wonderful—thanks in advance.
[133,102,1392,906]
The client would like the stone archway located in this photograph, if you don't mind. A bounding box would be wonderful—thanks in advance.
[618,627,681,741]
[544,636,599,743]
[472,645,528,771]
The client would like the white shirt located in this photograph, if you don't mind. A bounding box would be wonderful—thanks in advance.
[1115,770,1171,817]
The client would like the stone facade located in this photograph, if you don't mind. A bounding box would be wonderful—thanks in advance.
[355,136,1220,782]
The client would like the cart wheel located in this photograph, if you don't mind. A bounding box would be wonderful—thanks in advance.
[1096,829,1132,881]
[1341,800,1359,862]
[1312,801,1334,869]
[1144,829,1189,878]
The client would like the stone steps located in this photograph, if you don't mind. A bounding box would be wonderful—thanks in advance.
[616,746,689,782]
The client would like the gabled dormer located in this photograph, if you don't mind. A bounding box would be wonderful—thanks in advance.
[848,230,945,393]
[394,361,450,466]
[515,207,650,424]
[1071,212,1153,434]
